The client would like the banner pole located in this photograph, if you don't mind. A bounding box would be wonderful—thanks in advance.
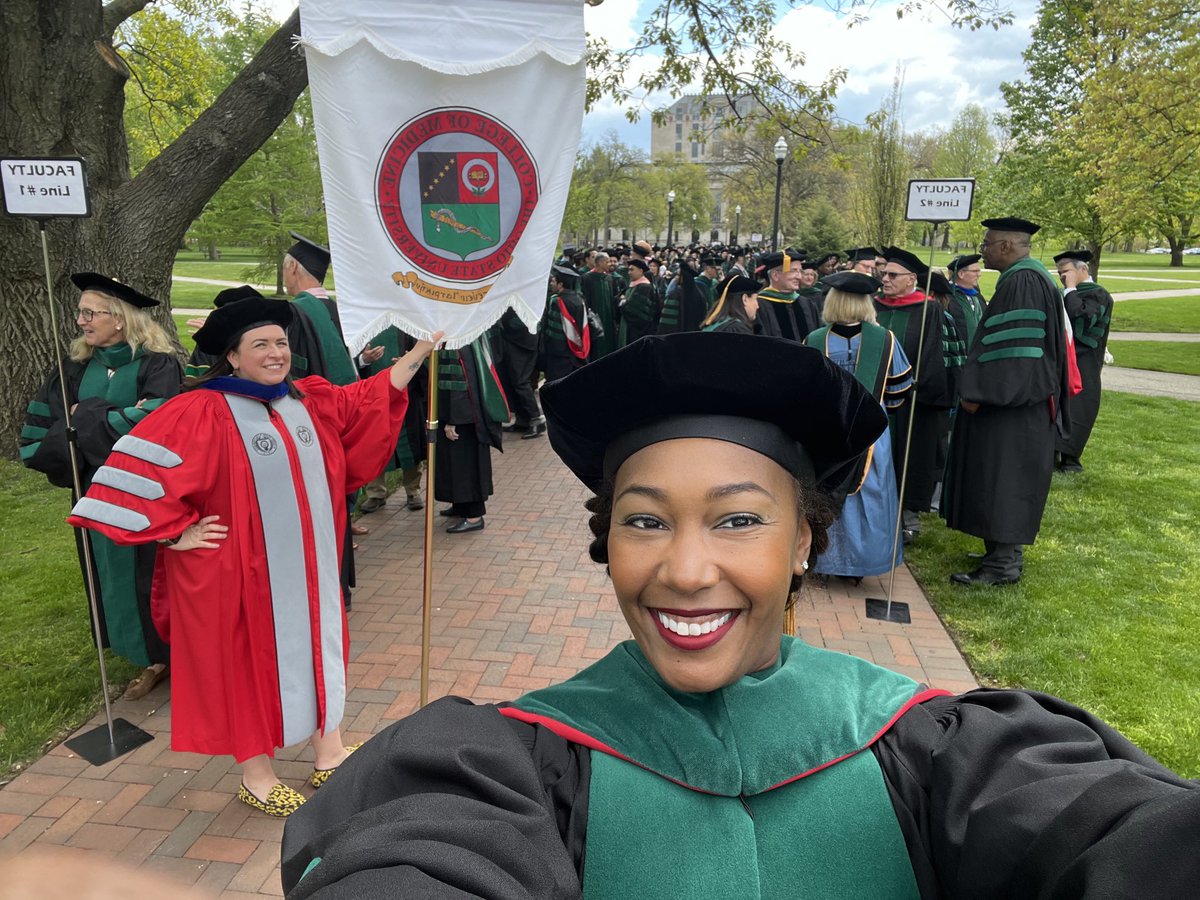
[38,222,116,745]
[867,222,943,624]
[419,348,440,707]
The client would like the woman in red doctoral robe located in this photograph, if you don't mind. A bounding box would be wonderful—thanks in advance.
[69,298,439,818]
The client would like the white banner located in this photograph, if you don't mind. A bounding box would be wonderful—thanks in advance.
[299,0,586,351]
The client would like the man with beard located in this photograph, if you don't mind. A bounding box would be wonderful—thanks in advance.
[875,247,959,544]
[1053,249,1113,472]
[942,218,1072,585]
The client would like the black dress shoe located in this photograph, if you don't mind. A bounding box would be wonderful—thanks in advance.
[521,422,546,439]
[439,506,459,517]
[446,517,484,534]
[503,422,529,433]
[950,569,1020,586]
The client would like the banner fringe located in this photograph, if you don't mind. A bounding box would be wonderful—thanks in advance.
[296,33,584,72]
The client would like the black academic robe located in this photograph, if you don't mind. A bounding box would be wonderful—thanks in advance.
[496,309,541,424]
[539,290,588,382]
[280,690,1200,899]
[21,350,180,666]
[1055,283,1113,459]
[435,341,504,509]
[875,295,960,513]
[618,282,659,347]
[656,263,707,334]
[581,271,618,360]
[756,289,819,343]
[942,265,1070,545]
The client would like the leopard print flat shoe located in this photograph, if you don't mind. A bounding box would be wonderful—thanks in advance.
[237,782,306,818]
[309,741,364,789]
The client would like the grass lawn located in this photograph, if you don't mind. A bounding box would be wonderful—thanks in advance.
[172,315,198,353]
[1110,297,1200,333]
[908,391,1200,777]
[1106,341,1200,376]
[0,464,140,778]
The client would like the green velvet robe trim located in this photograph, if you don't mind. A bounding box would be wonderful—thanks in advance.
[292,292,358,386]
[510,636,921,796]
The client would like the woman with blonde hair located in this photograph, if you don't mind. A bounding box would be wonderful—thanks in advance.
[805,272,912,580]
[20,273,182,698]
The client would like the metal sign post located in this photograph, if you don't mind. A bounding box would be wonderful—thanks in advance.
[2,157,154,765]
[866,178,975,625]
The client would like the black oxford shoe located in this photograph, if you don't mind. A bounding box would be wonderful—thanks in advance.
[950,569,1020,586]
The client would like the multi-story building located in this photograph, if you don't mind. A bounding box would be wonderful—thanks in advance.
[650,94,764,243]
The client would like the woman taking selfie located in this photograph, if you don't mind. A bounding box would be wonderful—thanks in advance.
[282,332,1199,898]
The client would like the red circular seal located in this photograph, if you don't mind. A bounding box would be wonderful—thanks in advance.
[376,108,540,284]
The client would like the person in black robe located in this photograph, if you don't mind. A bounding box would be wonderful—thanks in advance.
[539,266,589,382]
[617,257,659,346]
[496,308,544,439]
[656,258,708,334]
[754,250,820,341]
[435,337,505,533]
[1053,250,1113,472]
[22,272,180,698]
[942,218,1073,585]
[875,248,959,542]
[700,274,760,335]
[281,332,1199,899]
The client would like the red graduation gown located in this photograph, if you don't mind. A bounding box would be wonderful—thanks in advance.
[69,372,408,761]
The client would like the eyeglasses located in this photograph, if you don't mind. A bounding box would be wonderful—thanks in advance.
[880,271,912,279]
[77,308,113,322]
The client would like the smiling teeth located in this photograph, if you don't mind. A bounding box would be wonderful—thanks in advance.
[657,612,732,636]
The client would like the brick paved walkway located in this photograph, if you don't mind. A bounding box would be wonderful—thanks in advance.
[0,429,975,895]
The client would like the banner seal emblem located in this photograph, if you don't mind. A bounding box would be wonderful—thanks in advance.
[376,107,539,300]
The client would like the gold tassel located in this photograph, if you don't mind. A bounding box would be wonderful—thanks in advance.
[783,605,796,637]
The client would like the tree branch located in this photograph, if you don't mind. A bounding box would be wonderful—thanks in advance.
[102,0,156,35]
[117,9,308,245]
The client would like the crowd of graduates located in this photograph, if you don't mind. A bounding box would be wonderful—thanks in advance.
[535,225,1115,585]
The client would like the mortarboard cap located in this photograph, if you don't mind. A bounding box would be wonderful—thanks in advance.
[1053,249,1092,264]
[627,257,651,273]
[552,264,581,285]
[213,285,264,308]
[71,272,159,309]
[540,332,887,494]
[981,217,1040,235]
[821,271,881,295]
[287,231,331,282]
[194,297,293,356]
[814,252,840,266]
[947,254,982,272]
[845,247,878,262]
[883,246,929,277]
[927,271,953,296]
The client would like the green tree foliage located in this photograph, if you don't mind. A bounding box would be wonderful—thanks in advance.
[1076,0,1200,266]
[851,73,910,251]
[187,9,325,292]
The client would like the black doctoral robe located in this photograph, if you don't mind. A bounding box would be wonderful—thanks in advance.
[942,263,1071,545]
[1055,282,1113,459]
[280,690,1200,899]
[21,350,181,666]
[875,294,960,513]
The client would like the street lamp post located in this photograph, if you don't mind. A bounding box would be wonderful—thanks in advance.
[691,213,698,244]
[733,204,741,245]
[666,190,675,247]
[771,136,787,252]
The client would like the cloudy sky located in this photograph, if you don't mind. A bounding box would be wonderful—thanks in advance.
[271,0,1039,147]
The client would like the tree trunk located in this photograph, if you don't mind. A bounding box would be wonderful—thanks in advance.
[1087,240,1103,279]
[0,2,307,459]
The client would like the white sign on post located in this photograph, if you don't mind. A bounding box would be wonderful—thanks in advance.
[750,232,763,244]
[905,178,975,222]
[1,157,91,218]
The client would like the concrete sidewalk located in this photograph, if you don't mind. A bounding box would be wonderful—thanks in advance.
[0,429,975,895]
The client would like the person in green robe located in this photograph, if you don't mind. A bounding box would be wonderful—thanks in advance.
[282,331,1200,899]
[947,253,987,351]
[581,253,618,361]
[700,274,760,335]
[20,273,181,698]
[694,255,721,313]
[1053,249,1114,472]
[617,258,659,347]
[283,232,362,388]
